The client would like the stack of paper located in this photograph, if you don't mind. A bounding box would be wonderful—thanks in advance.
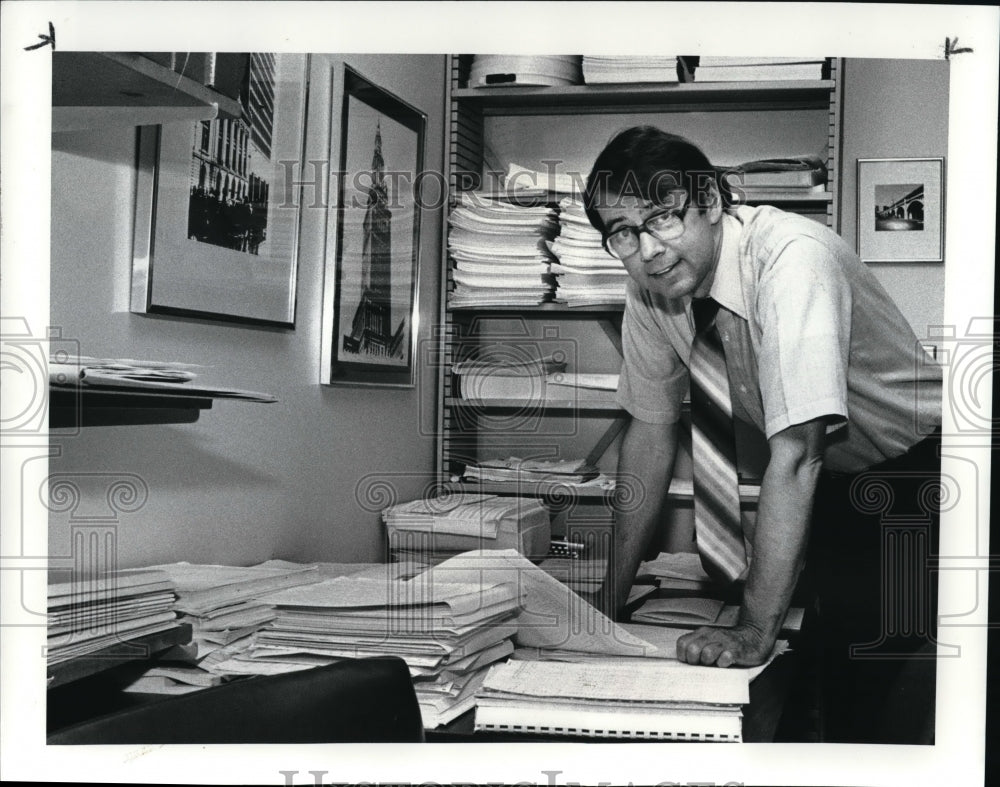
[535,557,608,594]
[582,55,680,84]
[544,371,620,404]
[214,572,524,729]
[470,55,582,87]
[475,658,749,741]
[636,551,716,595]
[549,197,627,306]
[632,595,805,632]
[693,56,827,82]
[447,193,559,308]
[383,492,552,562]
[451,352,566,401]
[723,154,828,200]
[122,664,224,695]
[143,562,321,658]
[462,456,599,485]
[47,569,179,665]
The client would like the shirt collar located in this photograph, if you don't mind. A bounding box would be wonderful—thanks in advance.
[707,210,747,320]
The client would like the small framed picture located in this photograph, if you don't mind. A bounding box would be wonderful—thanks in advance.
[856,157,945,263]
[321,66,426,387]
[131,53,309,327]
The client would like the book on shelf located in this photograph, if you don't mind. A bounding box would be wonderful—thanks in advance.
[581,55,680,85]
[693,60,826,82]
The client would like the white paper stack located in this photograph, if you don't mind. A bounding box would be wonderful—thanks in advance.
[47,569,179,665]
[447,193,559,308]
[582,55,680,84]
[383,492,552,562]
[693,56,826,82]
[143,562,321,658]
[451,352,566,402]
[549,197,627,306]
[215,572,524,729]
[470,55,582,87]
[462,456,599,485]
[475,658,749,741]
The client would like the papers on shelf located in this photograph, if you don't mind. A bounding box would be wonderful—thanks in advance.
[503,162,585,196]
[462,456,599,484]
[582,55,680,85]
[550,197,627,306]
[692,57,827,82]
[49,355,277,402]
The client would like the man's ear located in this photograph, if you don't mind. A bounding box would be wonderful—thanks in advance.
[706,181,724,224]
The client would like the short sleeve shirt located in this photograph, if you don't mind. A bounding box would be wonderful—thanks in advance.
[615,205,943,473]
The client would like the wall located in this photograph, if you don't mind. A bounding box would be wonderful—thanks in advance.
[839,58,950,337]
[48,54,446,569]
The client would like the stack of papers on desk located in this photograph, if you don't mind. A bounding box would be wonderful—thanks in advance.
[143,562,321,657]
[549,198,627,306]
[636,551,716,594]
[212,572,524,729]
[475,658,748,741]
[632,597,805,633]
[47,569,179,665]
[447,193,558,308]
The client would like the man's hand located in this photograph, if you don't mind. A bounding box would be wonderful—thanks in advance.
[676,624,773,668]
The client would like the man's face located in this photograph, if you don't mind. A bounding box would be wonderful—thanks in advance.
[595,191,724,300]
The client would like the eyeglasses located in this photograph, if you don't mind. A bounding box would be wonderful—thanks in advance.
[602,196,690,260]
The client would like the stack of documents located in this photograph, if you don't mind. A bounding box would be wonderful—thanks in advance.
[535,557,607,595]
[636,551,717,595]
[452,352,566,402]
[216,572,524,729]
[582,55,680,84]
[462,456,599,485]
[470,55,582,87]
[723,154,828,199]
[632,595,805,632]
[47,569,179,666]
[383,492,552,562]
[475,658,749,741]
[544,371,620,404]
[693,56,827,82]
[447,193,559,308]
[143,562,321,658]
[549,197,627,306]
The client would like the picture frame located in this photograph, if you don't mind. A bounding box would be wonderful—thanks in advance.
[131,53,310,327]
[856,157,945,263]
[321,65,426,387]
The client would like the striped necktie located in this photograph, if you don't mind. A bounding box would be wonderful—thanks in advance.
[690,297,748,584]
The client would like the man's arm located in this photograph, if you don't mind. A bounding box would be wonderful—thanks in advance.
[677,417,826,666]
[613,417,679,618]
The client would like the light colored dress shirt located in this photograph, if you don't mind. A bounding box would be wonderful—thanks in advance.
[616,205,942,473]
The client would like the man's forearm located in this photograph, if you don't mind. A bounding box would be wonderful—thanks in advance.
[740,422,825,642]
[613,419,678,616]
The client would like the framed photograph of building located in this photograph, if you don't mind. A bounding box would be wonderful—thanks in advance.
[857,157,945,263]
[322,66,426,387]
[131,53,309,327]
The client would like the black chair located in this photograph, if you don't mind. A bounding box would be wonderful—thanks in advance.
[47,656,425,744]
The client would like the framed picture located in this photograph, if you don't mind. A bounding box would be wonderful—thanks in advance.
[856,157,945,263]
[322,66,426,387]
[131,53,309,327]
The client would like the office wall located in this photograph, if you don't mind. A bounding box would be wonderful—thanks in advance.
[48,54,446,569]
[839,58,950,338]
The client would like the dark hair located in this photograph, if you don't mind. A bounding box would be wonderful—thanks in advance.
[583,126,733,233]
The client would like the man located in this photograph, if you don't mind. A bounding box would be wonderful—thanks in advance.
[584,126,943,743]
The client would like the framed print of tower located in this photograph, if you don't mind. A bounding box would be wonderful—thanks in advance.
[323,65,426,386]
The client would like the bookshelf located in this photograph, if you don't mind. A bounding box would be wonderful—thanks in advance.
[437,55,842,579]
[52,52,243,132]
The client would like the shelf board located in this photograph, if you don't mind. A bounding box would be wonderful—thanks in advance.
[446,395,622,412]
[448,302,625,314]
[52,52,243,132]
[49,387,213,429]
[454,80,835,114]
[47,623,193,690]
[444,479,761,503]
